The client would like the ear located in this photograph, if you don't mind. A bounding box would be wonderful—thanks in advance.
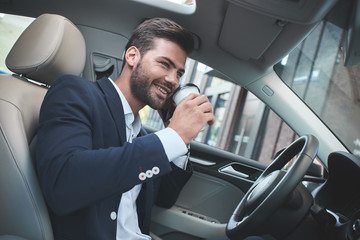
[125,46,140,68]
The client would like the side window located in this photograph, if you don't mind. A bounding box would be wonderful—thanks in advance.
[140,58,299,167]
[0,13,34,74]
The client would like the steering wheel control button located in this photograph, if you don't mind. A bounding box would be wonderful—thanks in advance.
[152,167,160,175]
[110,211,117,220]
[139,172,146,181]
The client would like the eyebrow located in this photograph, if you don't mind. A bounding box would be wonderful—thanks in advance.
[160,56,185,75]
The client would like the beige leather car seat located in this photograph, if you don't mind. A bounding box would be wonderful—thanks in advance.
[0,13,86,240]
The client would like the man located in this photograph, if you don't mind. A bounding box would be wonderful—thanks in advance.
[36,18,215,239]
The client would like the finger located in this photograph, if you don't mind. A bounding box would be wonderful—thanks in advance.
[207,116,215,126]
[190,94,209,106]
[198,111,215,126]
[182,93,199,102]
[175,93,200,108]
[198,101,214,114]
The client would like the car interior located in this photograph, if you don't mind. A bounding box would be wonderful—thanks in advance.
[0,0,360,239]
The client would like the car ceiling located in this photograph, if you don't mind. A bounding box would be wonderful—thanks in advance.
[0,0,351,86]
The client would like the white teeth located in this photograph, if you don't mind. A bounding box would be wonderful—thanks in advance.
[157,86,167,94]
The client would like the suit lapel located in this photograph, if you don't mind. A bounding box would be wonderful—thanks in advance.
[96,77,127,144]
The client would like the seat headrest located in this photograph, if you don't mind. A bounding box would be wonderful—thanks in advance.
[5,13,86,86]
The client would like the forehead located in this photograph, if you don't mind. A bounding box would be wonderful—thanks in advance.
[144,38,187,67]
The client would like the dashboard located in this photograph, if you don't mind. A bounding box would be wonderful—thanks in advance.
[313,151,360,239]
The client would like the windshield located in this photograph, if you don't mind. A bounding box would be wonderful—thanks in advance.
[274,20,360,158]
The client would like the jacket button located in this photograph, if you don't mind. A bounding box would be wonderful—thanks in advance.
[146,170,153,178]
[152,166,160,175]
[110,211,117,220]
[139,172,146,181]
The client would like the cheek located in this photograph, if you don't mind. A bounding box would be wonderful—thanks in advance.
[143,63,159,77]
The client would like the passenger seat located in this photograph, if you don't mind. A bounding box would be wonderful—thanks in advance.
[0,13,86,240]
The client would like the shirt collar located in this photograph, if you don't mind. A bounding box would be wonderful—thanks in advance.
[108,78,141,136]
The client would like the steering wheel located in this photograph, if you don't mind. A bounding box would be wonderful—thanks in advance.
[226,135,319,239]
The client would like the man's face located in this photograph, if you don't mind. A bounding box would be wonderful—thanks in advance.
[130,38,187,110]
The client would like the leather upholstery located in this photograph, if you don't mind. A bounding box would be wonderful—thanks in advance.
[6,14,86,86]
[0,13,86,239]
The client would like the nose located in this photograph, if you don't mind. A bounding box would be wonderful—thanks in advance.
[165,70,179,88]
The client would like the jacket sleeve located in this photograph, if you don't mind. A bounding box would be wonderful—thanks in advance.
[36,75,172,215]
[155,161,193,208]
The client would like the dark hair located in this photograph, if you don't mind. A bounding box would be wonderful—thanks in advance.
[125,18,194,57]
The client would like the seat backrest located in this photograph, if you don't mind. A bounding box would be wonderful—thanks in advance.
[0,13,86,240]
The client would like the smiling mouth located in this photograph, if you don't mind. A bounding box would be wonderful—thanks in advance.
[154,84,171,99]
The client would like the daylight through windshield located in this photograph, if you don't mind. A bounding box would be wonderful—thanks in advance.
[274,20,360,158]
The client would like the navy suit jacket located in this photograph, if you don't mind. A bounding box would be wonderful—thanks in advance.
[36,75,192,240]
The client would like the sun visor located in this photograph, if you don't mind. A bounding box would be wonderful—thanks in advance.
[219,0,337,61]
[226,0,337,25]
[219,4,284,61]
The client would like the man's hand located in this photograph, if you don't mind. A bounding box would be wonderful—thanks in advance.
[167,93,215,145]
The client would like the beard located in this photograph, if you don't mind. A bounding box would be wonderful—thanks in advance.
[130,61,173,109]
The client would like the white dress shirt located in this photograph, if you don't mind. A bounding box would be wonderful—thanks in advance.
[108,79,188,240]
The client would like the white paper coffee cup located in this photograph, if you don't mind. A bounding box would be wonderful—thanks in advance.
[172,83,200,105]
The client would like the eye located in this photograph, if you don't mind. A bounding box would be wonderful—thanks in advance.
[177,71,183,79]
[160,61,170,68]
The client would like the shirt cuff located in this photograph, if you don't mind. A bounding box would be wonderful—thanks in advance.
[154,128,188,162]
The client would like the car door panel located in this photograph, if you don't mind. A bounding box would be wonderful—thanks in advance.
[151,171,240,239]
[151,141,267,239]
